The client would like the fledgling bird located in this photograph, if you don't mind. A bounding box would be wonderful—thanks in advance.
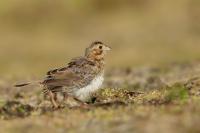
[15,41,111,108]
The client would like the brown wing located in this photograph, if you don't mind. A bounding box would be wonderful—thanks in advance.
[42,57,97,92]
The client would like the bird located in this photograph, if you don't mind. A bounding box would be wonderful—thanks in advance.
[15,41,111,108]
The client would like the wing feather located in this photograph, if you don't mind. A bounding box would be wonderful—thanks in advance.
[43,57,97,91]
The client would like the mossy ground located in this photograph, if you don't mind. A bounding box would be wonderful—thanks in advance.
[1,62,200,133]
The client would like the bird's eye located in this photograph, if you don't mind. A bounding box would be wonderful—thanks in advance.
[99,46,103,49]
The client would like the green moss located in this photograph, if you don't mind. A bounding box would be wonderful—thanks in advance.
[95,88,144,103]
[165,83,189,103]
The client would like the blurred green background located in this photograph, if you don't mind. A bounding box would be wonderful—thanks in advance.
[0,0,200,77]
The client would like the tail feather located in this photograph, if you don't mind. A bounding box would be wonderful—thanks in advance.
[14,81,42,87]
[15,83,31,87]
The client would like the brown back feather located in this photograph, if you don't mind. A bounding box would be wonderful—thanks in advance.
[42,57,104,91]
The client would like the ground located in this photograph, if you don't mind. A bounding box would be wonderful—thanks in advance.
[1,61,200,133]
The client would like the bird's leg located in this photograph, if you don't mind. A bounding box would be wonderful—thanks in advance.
[62,94,89,108]
[54,92,58,101]
[63,93,68,101]
[48,91,59,109]
[73,97,90,109]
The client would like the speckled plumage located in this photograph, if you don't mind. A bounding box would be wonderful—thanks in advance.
[15,41,111,108]
[42,56,105,100]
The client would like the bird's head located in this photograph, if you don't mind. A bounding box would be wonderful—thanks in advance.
[85,41,111,60]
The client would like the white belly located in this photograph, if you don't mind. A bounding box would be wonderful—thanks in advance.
[73,74,104,101]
